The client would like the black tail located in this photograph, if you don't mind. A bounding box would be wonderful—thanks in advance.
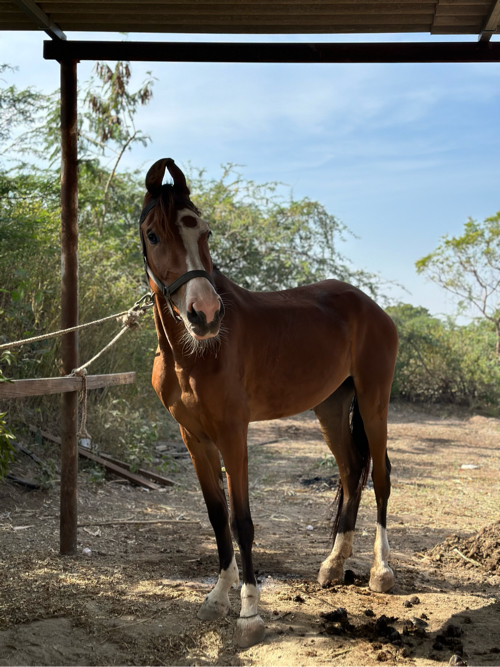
[331,392,371,542]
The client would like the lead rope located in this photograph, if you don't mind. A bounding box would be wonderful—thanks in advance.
[74,369,92,448]
[67,293,155,453]
[0,293,154,352]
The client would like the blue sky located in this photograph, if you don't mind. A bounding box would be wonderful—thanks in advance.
[1,29,499,317]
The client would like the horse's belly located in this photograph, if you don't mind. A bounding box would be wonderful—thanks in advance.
[247,355,349,421]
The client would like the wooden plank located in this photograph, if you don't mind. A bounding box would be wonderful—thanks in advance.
[77,448,161,490]
[44,39,500,62]
[14,0,484,4]
[479,0,500,38]
[433,12,484,23]
[0,372,135,399]
[43,12,436,23]
[12,0,66,38]
[29,426,161,491]
[432,22,483,30]
[46,22,435,31]
[0,0,437,4]
[98,452,175,486]
[40,2,438,14]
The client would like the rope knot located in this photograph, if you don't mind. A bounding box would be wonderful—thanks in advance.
[117,308,142,330]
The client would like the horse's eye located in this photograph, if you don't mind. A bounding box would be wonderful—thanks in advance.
[147,231,158,245]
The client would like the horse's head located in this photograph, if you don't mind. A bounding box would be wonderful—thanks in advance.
[140,158,224,341]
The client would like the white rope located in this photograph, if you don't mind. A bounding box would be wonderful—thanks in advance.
[71,325,130,375]
[74,369,91,442]
[66,295,154,450]
[0,294,154,352]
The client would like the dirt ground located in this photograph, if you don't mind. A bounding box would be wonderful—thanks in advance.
[1,401,500,667]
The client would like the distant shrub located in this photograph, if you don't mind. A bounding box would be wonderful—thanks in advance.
[387,303,500,409]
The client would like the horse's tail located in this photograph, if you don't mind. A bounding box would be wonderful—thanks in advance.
[331,392,371,542]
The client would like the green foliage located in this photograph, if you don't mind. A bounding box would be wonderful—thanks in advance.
[0,64,47,159]
[188,165,378,294]
[416,212,500,354]
[0,411,15,479]
[0,353,15,479]
[318,453,338,470]
[388,303,500,408]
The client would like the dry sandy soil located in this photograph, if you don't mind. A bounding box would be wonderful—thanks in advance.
[1,402,500,666]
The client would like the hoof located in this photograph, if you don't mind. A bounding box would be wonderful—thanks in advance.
[369,565,395,593]
[197,595,231,621]
[234,615,265,648]
[317,561,343,587]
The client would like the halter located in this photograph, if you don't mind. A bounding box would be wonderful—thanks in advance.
[139,197,216,322]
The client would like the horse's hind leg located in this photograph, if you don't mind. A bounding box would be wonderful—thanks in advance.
[355,386,395,593]
[179,426,239,621]
[314,377,371,586]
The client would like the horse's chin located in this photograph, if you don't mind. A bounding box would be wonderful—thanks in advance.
[191,329,220,341]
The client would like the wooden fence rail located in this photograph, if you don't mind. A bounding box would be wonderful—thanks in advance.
[0,372,136,400]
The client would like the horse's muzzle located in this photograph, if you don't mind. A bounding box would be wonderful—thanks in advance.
[187,300,225,338]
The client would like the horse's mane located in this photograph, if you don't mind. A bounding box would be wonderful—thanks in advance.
[150,183,200,241]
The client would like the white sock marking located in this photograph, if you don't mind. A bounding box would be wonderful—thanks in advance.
[240,583,260,618]
[373,524,390,568]
[205,555,239,605]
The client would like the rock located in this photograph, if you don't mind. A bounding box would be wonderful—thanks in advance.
[403,600,413,608]
[447,624,463,637]
[365,609,375,617]
[377,651,390,662]
[320,607,347,622]
[449,655,468,666]
[433,642,444,651]
[410,595,420,605]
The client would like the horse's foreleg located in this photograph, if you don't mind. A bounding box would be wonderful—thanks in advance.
[179,427,238,620]
[221,430,265,648]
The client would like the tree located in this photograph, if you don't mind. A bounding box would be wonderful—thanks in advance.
[416,212,500,355]
[188,165,379,295]
[387,303,500,407]
[0,64,47,162]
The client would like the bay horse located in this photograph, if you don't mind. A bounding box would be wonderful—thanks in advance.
[140,158,398,648]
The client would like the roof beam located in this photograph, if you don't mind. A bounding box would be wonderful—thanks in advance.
[12,0,66,39]
[479,0,500,40]
[44,40,500,63]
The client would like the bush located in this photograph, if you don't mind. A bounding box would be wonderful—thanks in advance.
[388,303,500,409]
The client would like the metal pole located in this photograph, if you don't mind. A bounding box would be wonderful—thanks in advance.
[60,58,79,556]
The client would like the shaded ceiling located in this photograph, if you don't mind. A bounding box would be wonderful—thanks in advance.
[1,0,499,39]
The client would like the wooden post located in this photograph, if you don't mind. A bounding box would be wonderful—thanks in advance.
[60,58,79,556]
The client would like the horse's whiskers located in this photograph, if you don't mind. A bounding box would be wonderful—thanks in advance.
[180,326,224,358]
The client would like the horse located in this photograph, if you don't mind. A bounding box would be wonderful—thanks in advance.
[140,158,398,648]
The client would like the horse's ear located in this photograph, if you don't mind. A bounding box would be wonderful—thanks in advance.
[165,159,190,196]
[145,158,189,197]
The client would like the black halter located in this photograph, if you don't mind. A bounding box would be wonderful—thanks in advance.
[139,197,216,322]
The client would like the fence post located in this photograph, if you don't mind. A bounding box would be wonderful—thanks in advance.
[60,57,79,556]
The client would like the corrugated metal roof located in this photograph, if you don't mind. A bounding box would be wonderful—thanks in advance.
[0,0,498,36]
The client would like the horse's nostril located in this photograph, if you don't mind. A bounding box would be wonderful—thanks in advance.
[187,307,206,327]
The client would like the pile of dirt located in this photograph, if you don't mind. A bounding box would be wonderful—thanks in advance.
[425,522,500,572]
